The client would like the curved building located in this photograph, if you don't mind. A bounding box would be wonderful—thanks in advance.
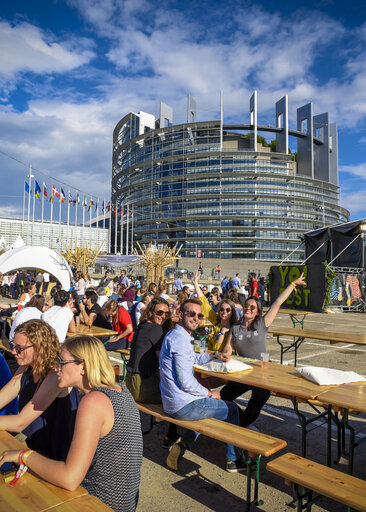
[112,94,349,260]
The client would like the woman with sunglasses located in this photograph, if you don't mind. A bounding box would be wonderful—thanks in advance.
[191,272,237,351]
[126,297,173,403]
[220,273,307,428]
[0,319,79,460]
[0,335,143,512]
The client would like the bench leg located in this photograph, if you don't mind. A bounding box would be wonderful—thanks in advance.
[276,336,305,366]
[292,399,329,459]
[119,352,128,383]
[239,451,263,511]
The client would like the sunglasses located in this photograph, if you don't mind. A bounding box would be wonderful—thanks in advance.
[9,341,33,354]
[244,304,256,311]
[154,310,171,317]
[184,310,205,320]
[56,356,84,366]
[219,307,232,313]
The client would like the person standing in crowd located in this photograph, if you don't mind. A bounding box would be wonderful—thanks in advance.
[258,277,266,305]
[0,319,80,460]
[160,299,245,473]
[35,273,43,294]
[173,275,183,293]
[119,269,130,288]
[42,290,76,343]
[2,274,10,297]
[221,275,229,296]
[0,335,143,512]
[74,271,86,300]
[198,261,203,277]
[42,271,50,296]
[221,273,307,428]
[249,273,259,299]
[15,270,26,298]
[231,273,241,290]
[99,271,111,289]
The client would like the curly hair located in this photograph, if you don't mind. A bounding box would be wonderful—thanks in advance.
[63,335,115,388]
[14,319,60,379]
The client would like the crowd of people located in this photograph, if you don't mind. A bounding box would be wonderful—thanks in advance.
[0,265,306,511]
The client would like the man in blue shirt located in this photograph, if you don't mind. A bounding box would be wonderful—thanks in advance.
[173,276,183,292]
[159,298,245,473]
[119,269,130,288]
[231,273,241,290]
[221,275,229,296]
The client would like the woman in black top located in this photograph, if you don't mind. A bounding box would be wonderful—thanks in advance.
[126,297,172,403]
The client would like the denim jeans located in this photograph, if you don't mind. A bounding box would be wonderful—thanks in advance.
[170,397,240,462]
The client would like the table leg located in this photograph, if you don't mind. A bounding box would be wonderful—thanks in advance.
[276,335,305,366]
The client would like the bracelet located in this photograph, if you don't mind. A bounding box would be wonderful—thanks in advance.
[209,391,213,398]
[20,449,33,465]
[290,282,297,288]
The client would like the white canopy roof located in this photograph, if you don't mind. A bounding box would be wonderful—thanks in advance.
[11,235,25,249]
[0,246,72,290]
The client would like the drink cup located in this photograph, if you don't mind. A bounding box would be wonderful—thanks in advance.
[113,365,120,383]
[75,315,80,326]
[260,352,269,369]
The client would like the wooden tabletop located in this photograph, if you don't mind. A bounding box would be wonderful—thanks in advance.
[42,494,113,511]
[268,327,366,345]
[66,325,118,338]
[0,431,87,512]
[263,308,312,316]
[316,381,366,413]
[196,359,337,401]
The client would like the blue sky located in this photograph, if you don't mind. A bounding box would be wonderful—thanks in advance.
[1,0,366,222]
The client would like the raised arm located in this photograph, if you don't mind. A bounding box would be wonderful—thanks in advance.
[264,272,307,327]
[191,272,203,297]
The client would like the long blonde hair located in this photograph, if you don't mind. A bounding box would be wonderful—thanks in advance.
[62,335,115,388]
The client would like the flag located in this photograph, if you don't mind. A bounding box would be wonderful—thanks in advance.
[82,196,87,207]
[106,201,111,212]
[43,183,48,198]
[50,194,54,203]
[68,191,74,203]
[117,205,121,214]
[102,200,105,212]
[52,184,59,198]
[60,188,66,203]
[88,199,95,211]
[35,181,41,200]
[77,193,81,205]
[95,199,98,212]
[25,182,30,194]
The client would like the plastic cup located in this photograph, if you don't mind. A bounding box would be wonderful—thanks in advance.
[260,352,269,369]
[114,365,120,383]
[75,315,80,326]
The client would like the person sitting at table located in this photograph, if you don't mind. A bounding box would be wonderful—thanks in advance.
[42,290,76,343]
[102,299,133,351]
[79,290,112,330]
[0,353,18,415]
[208,287,221,312]
[0,334,143,512]
[0,319,80,460]
[220,273,307,428]
[18,282,37,308]
[160,298,245,473]
[9,294,47,341]
[191,272,238,352]
[45,284,61,309]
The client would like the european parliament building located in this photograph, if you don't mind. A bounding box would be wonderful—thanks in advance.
[112,93,349,261]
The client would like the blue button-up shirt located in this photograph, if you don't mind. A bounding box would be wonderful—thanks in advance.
[231,276,241,289]
[159,324,211,414]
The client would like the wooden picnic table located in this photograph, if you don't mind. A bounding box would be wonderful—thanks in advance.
[268,327,366,366]
[196,358,337,459]
[66,324,118,338]
[316,381,366,474]
[42,494,113,511]
[0,430,88,512]
[263,308,312,328]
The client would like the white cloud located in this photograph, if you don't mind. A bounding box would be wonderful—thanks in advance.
[341,189,366,214]
[0,21,94,76]
[340,163,366,180]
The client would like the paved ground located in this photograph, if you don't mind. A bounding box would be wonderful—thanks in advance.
[2,298,365,511]
[108,310,366,512]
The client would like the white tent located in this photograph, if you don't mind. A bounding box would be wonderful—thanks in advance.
[11,235,25,249]
[0,246,72,290]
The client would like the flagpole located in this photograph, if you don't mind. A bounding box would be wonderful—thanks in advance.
[114,203,118,254]
[131,207,134,254]
[58,189,62,252]
[26,165,33,246]
[22,177,26,239]
[67,190,70,247]
[121,203,124,254]
[126,204,129,256]
[96,198,99,249]
[108,202,112,253]
[50,197,53,249]
[32,177,36,245]
[41,183,45,246]
[89,195,92,248]
[82,198,85,249]
[103,198,106,231]
[75,193,78,242]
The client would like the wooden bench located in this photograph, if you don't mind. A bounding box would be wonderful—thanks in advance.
[115,348,130,382]
[266,452,366,512]
[137,402,287,511]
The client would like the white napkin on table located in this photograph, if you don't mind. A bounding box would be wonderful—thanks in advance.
[296,366,366,386]
[194,359,252,373]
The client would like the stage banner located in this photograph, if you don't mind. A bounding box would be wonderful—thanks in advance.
[270,264,326,313]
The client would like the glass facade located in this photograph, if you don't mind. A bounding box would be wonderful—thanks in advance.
[112,116,349,260]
